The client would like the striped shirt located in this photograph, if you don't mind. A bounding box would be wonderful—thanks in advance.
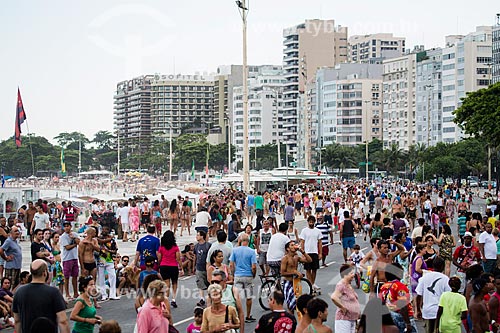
[315,222,330,246]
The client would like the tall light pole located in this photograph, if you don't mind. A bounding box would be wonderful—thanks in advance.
[364,100,371,182]
[235,0,250,191]
[117,130,120,176]
[301,56,311,170]
[486,62,493,188]
[227,115,232,173]
[169,120,173,181]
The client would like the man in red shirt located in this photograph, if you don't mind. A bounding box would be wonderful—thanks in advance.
[452,231,481,292]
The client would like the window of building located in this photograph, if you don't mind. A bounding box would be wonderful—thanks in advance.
[443,127,455,133]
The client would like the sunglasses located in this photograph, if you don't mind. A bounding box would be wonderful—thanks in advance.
[123,260,129,263]
[211,280,222,284]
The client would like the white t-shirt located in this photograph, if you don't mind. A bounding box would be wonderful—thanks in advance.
[299,227,322,254]
[267,233,290,262]
[195,211,211,227]
[415,271,451,319]
[479,231,497,260]
[118,206,130,224]
[33,212,50,230]
[258,229,273,252]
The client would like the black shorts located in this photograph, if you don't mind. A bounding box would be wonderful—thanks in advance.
[159,265,179,283]
[295,202,302,210]
[303,253,319,271]
[83,262,97,272]
[141,213,151,224]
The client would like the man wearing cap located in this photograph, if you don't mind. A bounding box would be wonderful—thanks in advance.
[452,231,481,292]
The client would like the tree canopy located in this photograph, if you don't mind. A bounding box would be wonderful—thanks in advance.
[454,82,500,146]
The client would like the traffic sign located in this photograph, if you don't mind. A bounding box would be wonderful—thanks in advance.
[358,162,373,166]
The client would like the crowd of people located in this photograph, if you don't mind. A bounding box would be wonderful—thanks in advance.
[2,178,500,332]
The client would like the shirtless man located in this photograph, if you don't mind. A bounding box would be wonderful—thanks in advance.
[294,191,303,217]
[78,227,100,280]
[369,239,405,295]
[457,195,469,216]
[281,240,311,312]
[469,278,492,333]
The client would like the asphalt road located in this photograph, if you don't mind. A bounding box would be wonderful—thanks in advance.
[12,189,491,332]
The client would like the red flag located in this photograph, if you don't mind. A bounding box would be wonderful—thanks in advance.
[15,88,27,148]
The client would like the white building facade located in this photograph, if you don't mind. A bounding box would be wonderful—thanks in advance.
[441,27,492,143]
[232,66,284,164]
[382,50,421,150]
[315,63,383,147]
[349,33,406,63]
[415,48,443,147]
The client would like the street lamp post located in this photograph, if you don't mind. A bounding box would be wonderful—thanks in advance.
[364,100,371,182]
[486,62,493,188]
[226,114,231,173]
[235,0,250,191]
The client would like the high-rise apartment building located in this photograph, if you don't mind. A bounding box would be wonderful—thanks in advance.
[315,63,383,147]
[114,75,154,153]
[232,66,284,164]
[415,48,443,147]
[282,19,348,161]
[493,18,500,84]
[348,33,406,63]
[440,26,492,143]
[382,48,422,150]
[210,65,260,145]
[150,74,216,140]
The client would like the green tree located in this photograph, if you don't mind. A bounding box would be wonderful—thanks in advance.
[454,82,500,146]
[93,131,115,153]
[54,132,90,150]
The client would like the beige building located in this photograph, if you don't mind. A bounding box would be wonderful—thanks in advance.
[382,48,423,150]
[114,75,154,153]
[282,19,348,160]
[349,33,405,63]
[315,63,383,148]
[150,74,215,139]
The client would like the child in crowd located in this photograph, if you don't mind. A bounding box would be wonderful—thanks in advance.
[186,306,203,333]
[138,256,162,288]
[181,243,195,275]
[348,244,365,275]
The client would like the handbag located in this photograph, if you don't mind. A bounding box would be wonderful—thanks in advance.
[223,305,237,333]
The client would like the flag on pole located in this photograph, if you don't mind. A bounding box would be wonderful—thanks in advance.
[191,160,195,181]
[15,88,27,148]
[61,147,66,176]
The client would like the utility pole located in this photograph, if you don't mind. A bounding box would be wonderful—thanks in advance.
[364,100,371,182]
[117,130,120,177]
[301,55,311,170]
[236,0,250,191]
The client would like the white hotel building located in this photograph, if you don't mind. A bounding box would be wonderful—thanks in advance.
[232,66,284,164]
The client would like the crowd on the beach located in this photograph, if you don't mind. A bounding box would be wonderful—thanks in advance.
[2,179,500,332]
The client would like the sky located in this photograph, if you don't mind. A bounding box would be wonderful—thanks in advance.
[1,0,497,144]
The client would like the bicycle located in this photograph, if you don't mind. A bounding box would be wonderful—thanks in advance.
[258,273,313,311]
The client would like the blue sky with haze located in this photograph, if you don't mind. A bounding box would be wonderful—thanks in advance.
[1,0,497,143]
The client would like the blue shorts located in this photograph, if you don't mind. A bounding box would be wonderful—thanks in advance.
[342,237,355,249]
